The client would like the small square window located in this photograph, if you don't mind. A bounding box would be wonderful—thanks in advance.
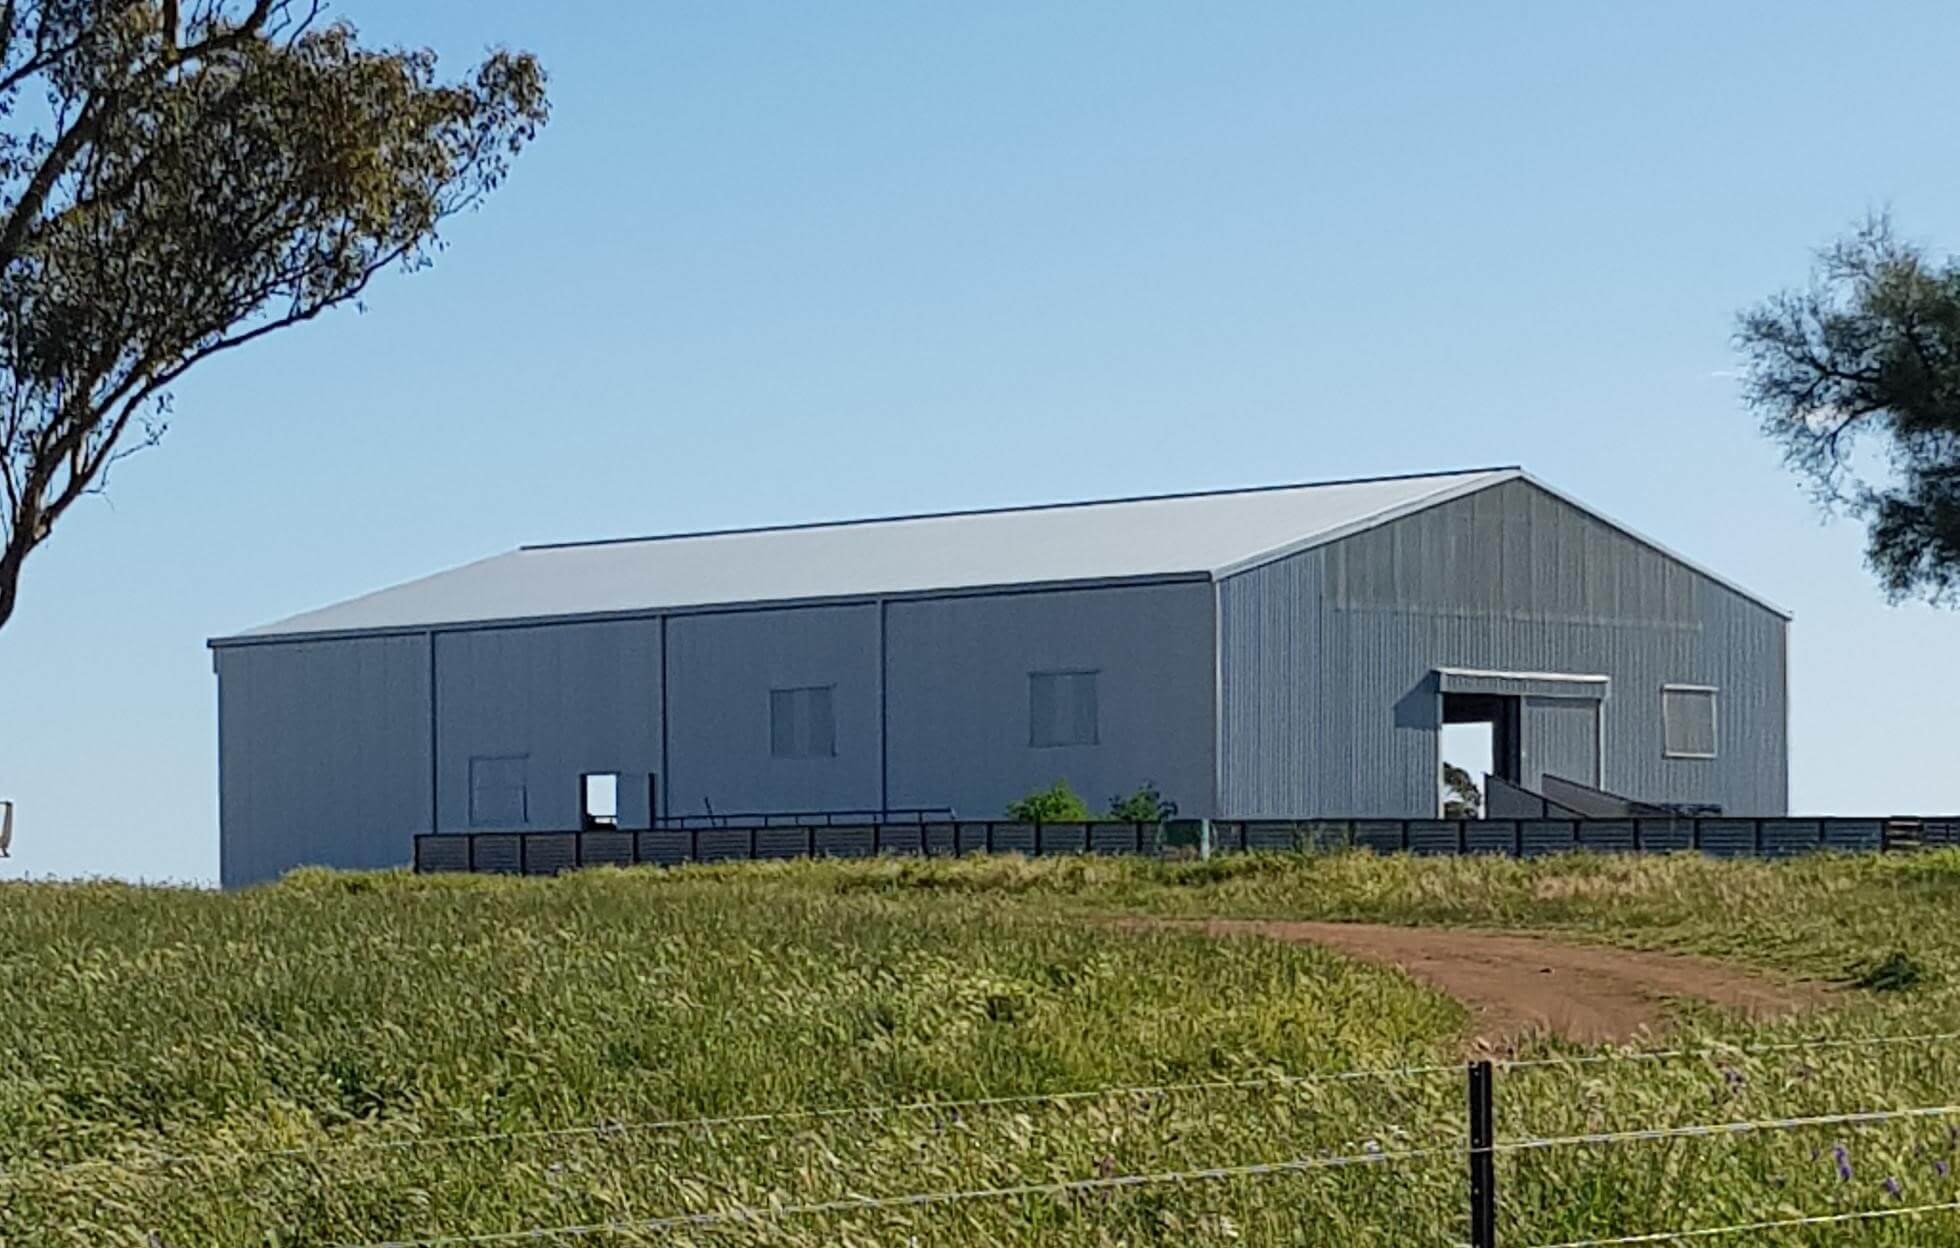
[770,685,837,759]
[1661,686,1718,759]
[469,755,528,827]
[1030,670,1099,748]
[581,772,620,829]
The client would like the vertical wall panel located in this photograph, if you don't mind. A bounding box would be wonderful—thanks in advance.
[1219,552,1320,814]
[1220,479,1787,817]
[665,604,881,818]
[885,583,1215,819]
[433,619,663,832]
[1523,696,1601,790]
[217,635,432,886]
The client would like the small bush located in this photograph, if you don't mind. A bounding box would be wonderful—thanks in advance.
[1005,780,1092,822]
[1108,781,1178,822]
[1847,948,1926,992]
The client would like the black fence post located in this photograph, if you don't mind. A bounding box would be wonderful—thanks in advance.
[519,833,529,876]
[467,833,477,874]
[1468,1059,1497,1248]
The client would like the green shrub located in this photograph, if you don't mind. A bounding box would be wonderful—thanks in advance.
[1107,780,1178,822]
[1004,780,1092,822]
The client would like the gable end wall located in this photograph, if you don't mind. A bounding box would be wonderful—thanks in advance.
[1218,479,1787,816]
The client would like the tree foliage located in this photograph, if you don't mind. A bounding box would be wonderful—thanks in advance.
[1441,763,1481,819]
[1737,217,1960,605]
[0,1,547,632]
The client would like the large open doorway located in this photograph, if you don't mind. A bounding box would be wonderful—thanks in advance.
[1440,692,1520,817]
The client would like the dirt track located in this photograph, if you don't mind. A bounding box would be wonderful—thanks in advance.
[1144,918,1831,1047]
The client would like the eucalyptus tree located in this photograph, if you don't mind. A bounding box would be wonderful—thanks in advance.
[0,0,546,632]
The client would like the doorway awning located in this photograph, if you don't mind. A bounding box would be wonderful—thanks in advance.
[1436,667,1611,701]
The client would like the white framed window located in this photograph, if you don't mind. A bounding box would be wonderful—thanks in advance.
[469,755,529,827]
[1030,669,1099,748]
[1661,685,1718,759]
[770,685,837,758]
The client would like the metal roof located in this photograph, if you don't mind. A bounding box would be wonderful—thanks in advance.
[216,466,1786,643]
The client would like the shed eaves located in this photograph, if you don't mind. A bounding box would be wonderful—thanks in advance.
[223,468,1522,641]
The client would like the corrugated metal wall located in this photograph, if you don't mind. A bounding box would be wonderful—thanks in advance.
[1219,480,1787,817]
[216,635,432,887]
[885,583,1216,819]
[1524,696,1601,790]
[665,604,881,818]
[433,619,664,833]
[217,582,1219,883]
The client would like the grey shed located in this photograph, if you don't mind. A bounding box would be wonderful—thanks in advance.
[209,467,1789,885]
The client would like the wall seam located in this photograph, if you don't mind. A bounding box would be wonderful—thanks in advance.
[427,630,438,834]
[878,598,889,814]
[659,614,670,821]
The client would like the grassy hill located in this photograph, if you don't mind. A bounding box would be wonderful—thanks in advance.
[5,851,1960,1245]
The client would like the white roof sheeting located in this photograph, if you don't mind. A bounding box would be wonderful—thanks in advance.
[218,466,1784,642]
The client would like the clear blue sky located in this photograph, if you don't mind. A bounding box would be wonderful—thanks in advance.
[2,2,1956,883]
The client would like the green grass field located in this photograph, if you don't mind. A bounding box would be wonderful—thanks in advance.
[6,851,1960,1246]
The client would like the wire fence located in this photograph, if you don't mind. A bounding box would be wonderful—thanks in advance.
[0,1058,1462,1183]
[13,1031,1960,1245]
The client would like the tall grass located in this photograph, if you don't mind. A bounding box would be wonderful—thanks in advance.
[4,852,1960,1244]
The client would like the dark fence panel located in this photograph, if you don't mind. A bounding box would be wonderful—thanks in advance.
[636,829,688,866]
[1301,820,1357,851]
[753,827,808,860]
[1518,820,1576,858]
[875,825,926,856]
[1923,819,1960,847]
[472,833,523,874]
[1405,820,1460,856]
[416,836,470,873]
[415,813,1960,876]
[1575,820,1635,853]
[1464,820,1515,856]
[1211,822,1247,854]
[1635,819,1694,853]
[1758,819,1821,858]
[1355,821,1406,854]
[579,831,635,868]
[1698,819,1758,858]
[1244,821,1302,852]
[522,833,577,876]
[1822,819,1883,852]
[695,828,751,863]
[814,825,875,858]
[989,823,1036,855]
[1090,823,1147,855]
[1037,823,1090,855]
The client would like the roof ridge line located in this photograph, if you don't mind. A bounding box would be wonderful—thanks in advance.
[518,465,1522,552]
